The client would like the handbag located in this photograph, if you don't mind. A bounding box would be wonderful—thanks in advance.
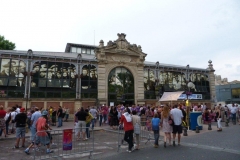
[168,116,174,126]
[134,122,140,134]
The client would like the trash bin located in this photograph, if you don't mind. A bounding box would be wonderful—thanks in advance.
[190,112,203,130]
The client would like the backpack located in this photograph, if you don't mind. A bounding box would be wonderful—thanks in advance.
[6,113,11,123]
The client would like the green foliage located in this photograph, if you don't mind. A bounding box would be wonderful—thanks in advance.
[0,35,16,50]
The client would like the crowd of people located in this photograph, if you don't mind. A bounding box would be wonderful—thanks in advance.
[0,102,239,155]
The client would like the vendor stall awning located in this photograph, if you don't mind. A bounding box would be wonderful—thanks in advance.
[159,91,184,101]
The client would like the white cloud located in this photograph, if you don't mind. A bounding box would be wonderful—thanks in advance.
[0,0,240,81]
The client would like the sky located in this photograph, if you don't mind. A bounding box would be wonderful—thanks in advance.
[1,0,240,81]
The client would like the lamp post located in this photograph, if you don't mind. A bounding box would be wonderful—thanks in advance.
[155,61,160,102]
[185,64,191,129]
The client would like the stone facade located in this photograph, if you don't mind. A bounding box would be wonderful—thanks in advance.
[95,33,146,105]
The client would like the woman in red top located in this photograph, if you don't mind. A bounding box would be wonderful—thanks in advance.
[120,107,134,152]
[0,105,7,137]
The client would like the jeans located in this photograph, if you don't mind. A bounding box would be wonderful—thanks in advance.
[153,130,159,145]
[58,117,62,127]
[6,122,9,134]
[124,130,134,150]
[91,118,96,129]
[86,123,90,138]
[231,113,236,124]
[99,115,103,126]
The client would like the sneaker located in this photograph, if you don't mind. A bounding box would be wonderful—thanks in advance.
[46,149,53,154]
[24,149,30,155]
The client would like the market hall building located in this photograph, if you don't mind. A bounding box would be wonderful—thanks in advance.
[0,33,216,115]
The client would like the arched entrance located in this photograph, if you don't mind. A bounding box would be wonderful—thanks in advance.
[108,67,134,106]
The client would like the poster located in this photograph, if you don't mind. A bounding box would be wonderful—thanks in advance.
[63,129,73,150]
[110,102,114,106]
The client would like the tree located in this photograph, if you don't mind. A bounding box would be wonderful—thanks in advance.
[0,35,16,50]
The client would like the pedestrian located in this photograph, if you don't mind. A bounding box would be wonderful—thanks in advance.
[85,109,93,139]
[75,107,89,140]
[65,107,70,122]
[89,106,98,129]
[10,106,18,134]
[170,104,183,146]
[52,107,57,126]
[230,103,238,124]
[161,105,172,147]
[0,105,7,137]
[25,110,53,154]
[151,113,161,148]
[13,107,27,148]
[98,107,103,127]
[57,106,63,127]
[216,105,222,131]
[119,107,134,153]
[4,108,12,135]
[132,110,140,150]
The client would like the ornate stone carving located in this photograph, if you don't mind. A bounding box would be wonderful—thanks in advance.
[112,55,131,62]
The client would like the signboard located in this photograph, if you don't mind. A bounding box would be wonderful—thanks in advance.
[178,94,202,100]
[63,129,73,150]
[110,102,114,106]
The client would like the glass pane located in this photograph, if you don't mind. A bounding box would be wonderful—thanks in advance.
[30,92,38,98]
[82,48,86,54]
[91,49,94,55]
[77,48,81,53]
[54,92,61,98]
[71,47,76,53]
[86,49,91,54]
[38,92,45,98]
[47,92,54,98]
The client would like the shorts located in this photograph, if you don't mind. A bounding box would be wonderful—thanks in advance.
[38,135,50,145]
[77,121,86,132]
[172,125,182,134]
[16,127,26,138]
[30,127,37,141]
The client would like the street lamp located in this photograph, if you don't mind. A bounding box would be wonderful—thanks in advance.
[185,64,191,129]
[155,61,160,101]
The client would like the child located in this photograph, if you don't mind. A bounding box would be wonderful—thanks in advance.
[151,113,161,148]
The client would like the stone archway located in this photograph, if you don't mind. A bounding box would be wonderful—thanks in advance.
[108,67,134,106]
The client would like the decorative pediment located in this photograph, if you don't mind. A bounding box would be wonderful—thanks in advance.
[95,33,147,63]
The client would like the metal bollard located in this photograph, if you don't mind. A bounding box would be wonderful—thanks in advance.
[208,123,212,130]
[183,127,188,136]
[196,126,199,133]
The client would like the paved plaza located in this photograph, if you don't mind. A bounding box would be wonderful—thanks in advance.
[0,121,239,160]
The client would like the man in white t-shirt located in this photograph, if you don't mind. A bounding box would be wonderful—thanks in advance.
[170,104,183,146]
[10,107,18,134]
[89,107,98,129]
[230,104,238,124]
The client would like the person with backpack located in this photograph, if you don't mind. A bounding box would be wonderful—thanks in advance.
[10,106,18,134]
[13,108,27,148]
[119,107,134,153]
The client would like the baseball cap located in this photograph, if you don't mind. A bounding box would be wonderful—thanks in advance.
[42,110,48,116]
[20,108,25,112]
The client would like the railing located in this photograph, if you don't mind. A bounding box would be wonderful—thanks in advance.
[32,127,94,160]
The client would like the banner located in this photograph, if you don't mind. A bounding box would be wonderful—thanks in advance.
[63,129,73,150]
[178,94,203,100]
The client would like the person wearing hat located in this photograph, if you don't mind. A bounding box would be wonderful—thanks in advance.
[13,107,27,149]
[25,110,53,154]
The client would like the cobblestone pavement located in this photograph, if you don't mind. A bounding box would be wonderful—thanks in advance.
[0,121,239,160]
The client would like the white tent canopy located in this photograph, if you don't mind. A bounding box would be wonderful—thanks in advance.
[159,91,184,101]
